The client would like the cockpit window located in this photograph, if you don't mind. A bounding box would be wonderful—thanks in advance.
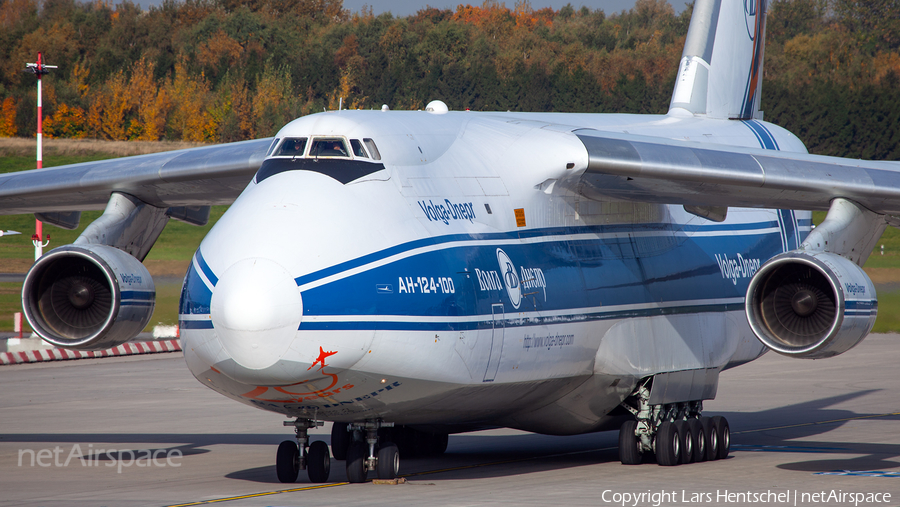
[266,138,280,157]
[363,138,381,160]
[310,138,350,158]
[350,139,368,158]
[276,137,307,157]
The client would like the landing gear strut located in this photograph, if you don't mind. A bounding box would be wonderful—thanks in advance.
[276,417,331,483]
[617,379,730,466]
[345,420,399,483]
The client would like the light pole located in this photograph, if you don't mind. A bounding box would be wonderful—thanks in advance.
[24,52,56,260]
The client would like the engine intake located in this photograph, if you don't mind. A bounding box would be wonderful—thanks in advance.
[745,251,876,359]
[22,245,155,350]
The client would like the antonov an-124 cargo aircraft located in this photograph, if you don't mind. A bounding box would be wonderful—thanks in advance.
[2,0,898,483]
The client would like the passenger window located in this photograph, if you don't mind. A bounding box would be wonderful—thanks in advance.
[266,138,280,157]
[350,139,368,158]
[363,138,381,160]
[277,138,307,157]
[310,138,350,158]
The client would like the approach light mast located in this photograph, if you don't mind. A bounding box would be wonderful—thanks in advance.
[24,52,56,260]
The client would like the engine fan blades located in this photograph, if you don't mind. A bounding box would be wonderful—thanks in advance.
[759,265,837,348]
[38,261,113,340]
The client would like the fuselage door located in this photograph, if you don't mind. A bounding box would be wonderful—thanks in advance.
[483,303,505,382]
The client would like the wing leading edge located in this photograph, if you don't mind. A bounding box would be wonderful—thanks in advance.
[574,130,900,215]
[0,138,273,215]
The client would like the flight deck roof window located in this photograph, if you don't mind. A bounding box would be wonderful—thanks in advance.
[363,138,381,160]
[350,139,368,158]
[276,137,307,157]
[310,138,350,158]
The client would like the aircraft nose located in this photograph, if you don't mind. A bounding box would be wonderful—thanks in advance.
[209,258,301,370]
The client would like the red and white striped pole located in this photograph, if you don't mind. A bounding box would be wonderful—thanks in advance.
[25,52,56,260]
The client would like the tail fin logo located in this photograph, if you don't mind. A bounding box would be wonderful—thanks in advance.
[740,0,768,119]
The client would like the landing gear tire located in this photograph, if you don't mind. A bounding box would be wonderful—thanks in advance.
[276,440,300,483]
[711,415,730,460]
[674,420,693,464]
[376,442,400,480]
[346,441,368,483]
[687,418,707,463]
[655,421,680,466]
[307,440,331,483]
[618,420,642,465]
[701,416,718,461]
[331,422,350,461]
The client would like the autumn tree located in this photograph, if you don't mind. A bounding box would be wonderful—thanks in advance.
[43,103,87,138]
[253,62,295,136]
[0,97,16,137]
[166,59,217,141]
[128,58,171,140]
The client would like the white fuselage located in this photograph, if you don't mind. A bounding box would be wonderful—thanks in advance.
[179,110,810,435]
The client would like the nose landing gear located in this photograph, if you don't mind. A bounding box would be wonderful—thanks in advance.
[276,418,332,483]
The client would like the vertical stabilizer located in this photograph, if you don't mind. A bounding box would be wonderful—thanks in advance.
[669,0,768,120]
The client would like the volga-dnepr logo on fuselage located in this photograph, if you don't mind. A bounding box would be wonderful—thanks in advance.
[715,253,761,285]
[473,249,547,309]
[418,199,476,225]
[497,249,522,309]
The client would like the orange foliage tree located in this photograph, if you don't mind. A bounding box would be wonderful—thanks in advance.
[43,103,87,139]
[167,59,216,142]
[127,58,171,141]
[0,97,16,137]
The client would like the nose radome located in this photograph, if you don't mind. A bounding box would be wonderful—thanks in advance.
[210,258,302,370]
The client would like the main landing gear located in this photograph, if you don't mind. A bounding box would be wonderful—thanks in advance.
[276,418,332,483]
[343,421,397,483]
[329,421,450,483]
[618,381,730,466]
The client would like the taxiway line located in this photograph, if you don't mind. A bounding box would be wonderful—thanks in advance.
[162,482,349,507]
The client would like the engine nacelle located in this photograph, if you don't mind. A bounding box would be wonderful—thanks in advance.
[22,244,155,350]
[745,251,876,359]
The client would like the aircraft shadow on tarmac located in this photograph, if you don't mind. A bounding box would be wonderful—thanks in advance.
[225,431,622,484]
[226,388,900,484]
[714,389,900,473]
[3,390,898,482]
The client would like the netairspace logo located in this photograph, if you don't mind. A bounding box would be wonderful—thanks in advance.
[18,444,182,473]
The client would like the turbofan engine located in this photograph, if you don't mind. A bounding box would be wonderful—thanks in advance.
[22,244,155,350]
[745,251,876,359]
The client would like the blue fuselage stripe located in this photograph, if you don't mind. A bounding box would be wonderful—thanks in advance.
[196,250,219,286]
[294,221,782,288]
[743,120,780,151]
[182,219,820,332]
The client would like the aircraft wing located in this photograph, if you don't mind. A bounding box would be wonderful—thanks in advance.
[0,138,273,214]
[574,130,900,215]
